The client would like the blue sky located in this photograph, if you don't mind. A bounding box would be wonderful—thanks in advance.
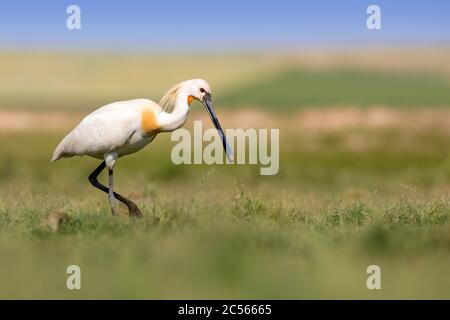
[0,0,449,51]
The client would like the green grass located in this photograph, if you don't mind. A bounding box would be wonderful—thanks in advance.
[2,51,450,298]
[0,128,450,299]
[0,192,449,299]
[218,69,450,109]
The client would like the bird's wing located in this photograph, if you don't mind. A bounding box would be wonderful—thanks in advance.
[52,99,161,160]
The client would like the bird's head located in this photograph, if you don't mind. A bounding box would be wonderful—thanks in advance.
[182,78,233,162]
[183,78,211,103]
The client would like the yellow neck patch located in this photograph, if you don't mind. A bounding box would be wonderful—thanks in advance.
[141,109,159,133]
[187,95,195,106]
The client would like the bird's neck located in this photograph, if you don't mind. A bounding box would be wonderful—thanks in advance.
[158,88,190,132]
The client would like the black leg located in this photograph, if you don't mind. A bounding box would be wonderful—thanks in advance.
[88,161,142,217]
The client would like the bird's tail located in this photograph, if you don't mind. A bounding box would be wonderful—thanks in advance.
[51,140,65,162]
[51,149,62,162]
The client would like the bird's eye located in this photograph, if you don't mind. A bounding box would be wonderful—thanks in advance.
[200,88,206,94]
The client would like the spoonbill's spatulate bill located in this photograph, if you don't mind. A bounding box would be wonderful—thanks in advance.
[52,79,232,217]
[202,91,233,162]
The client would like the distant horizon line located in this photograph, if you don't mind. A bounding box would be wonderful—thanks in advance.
[0,43,449,55]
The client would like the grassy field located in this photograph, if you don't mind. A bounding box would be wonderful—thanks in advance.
[0,122,450,299]
[0,50,450,299]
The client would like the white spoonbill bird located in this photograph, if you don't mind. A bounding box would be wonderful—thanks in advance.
[52,79,233,217]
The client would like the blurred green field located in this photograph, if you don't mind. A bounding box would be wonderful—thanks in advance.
[220,69,450,108]
[0,125,450,299]
[1,51,449,111]
[0,50,450,299]
[0,53,275,110]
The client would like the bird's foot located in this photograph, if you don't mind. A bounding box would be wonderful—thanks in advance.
[110,206,118,216]
[126,200,142,218]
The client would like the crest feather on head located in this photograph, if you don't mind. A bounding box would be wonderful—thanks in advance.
[159,82,183,112]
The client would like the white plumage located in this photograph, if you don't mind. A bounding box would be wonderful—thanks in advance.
[52,98,160,162]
